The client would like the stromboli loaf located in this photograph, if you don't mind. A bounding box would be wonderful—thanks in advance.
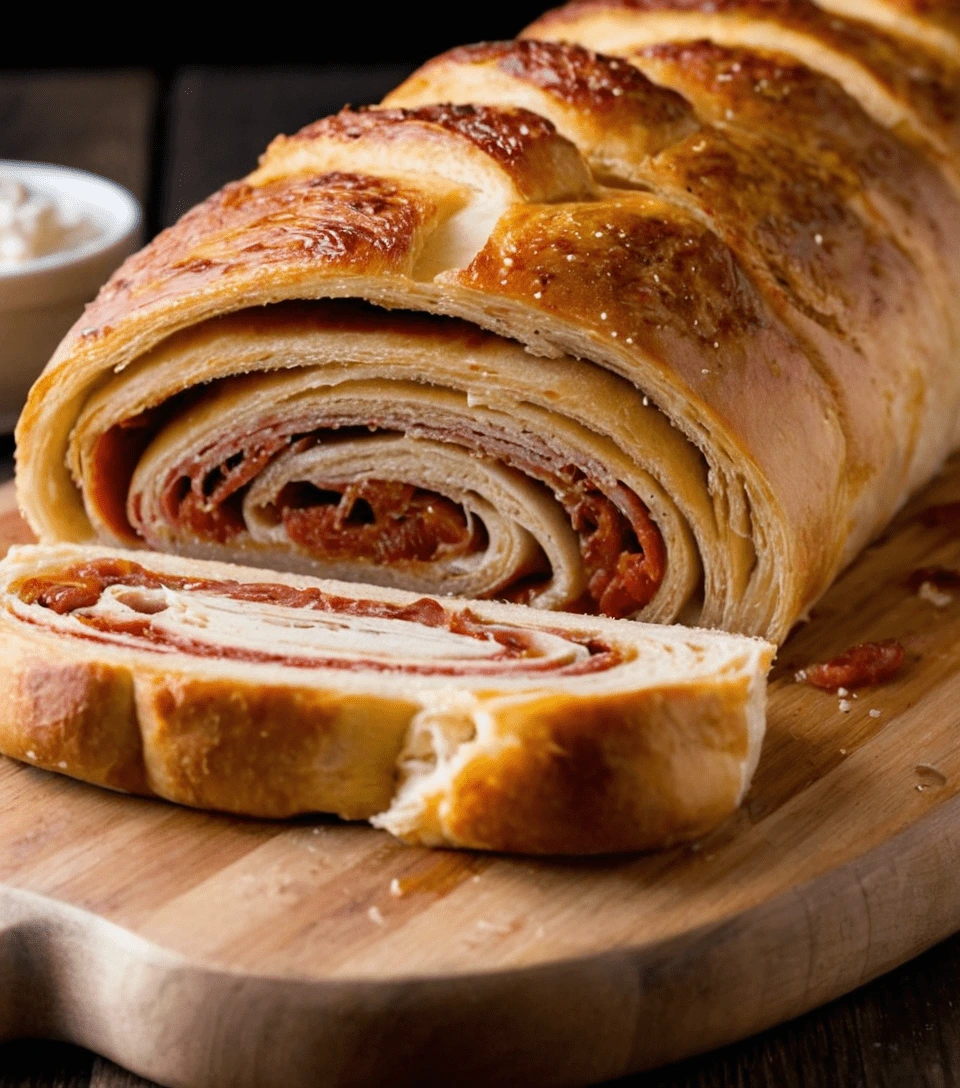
[0,544,773,854]
[13,5,960,643]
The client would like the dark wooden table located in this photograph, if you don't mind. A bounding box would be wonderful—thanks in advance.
[2,66,959,1088]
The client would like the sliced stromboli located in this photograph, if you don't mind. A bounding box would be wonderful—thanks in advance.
[0,544,774,855]
[14,8,960,645]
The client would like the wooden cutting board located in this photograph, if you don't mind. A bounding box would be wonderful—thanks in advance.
[4,470,960,1088]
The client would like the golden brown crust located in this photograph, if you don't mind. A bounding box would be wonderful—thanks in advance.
[526,0,960,171]
[0,635,418,820]
[0,637,751,854]
[257,105,594,205]
[445,39,665,106]
[386,40,701,165]
[293,104,559,172]
[629,39,960,302]
[396,38,936,339]
[70,171,436,343]
[133,676,416,820]
[452,196,764,350]
[0,641,147,795]
[398,684,752,854]
[420,39,690,121]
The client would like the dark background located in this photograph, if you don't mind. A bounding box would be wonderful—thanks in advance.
[1,6,554,68]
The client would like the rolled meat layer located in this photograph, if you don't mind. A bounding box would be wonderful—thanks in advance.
[15,16,960,643]
[70,303,704,625]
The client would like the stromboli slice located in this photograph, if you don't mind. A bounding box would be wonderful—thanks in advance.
[0,544,773,855]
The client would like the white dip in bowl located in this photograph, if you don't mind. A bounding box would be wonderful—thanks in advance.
[0,161,141,432]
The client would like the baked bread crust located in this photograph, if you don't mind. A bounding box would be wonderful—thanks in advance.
[13,5,960,644]
[0,544,773,854]
[525,1,960,170]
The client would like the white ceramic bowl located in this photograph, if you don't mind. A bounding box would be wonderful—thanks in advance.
[0,161,142,432]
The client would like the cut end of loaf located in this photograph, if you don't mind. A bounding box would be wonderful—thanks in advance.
[0,543,773,855]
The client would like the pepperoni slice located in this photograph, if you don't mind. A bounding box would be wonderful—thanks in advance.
[801,640,905,693]
[279,480,482,565]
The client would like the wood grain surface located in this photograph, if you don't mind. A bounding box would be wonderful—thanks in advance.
[5,927,960,1088]
[0,70,156,201]
[6,64,960,1088]
[4,443,960,1088]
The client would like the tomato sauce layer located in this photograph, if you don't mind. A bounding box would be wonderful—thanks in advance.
[94,412,666,619]
[12,559,625,677]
